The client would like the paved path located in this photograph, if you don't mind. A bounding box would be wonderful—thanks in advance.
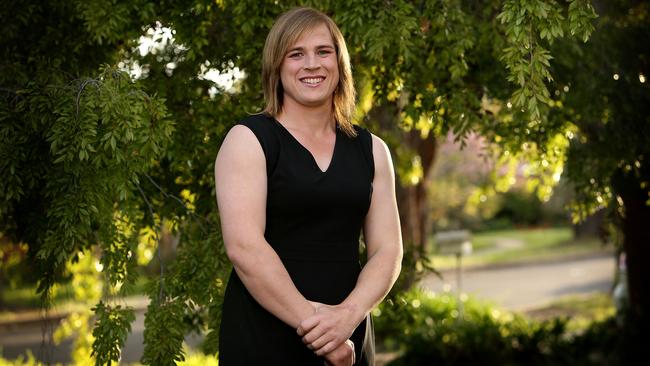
[420,253,616,311]
[0,309,201,364]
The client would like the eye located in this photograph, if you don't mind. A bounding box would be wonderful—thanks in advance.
[288,52,303,59]
[318,49,333,56]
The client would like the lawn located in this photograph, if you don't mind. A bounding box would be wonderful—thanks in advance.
[525,292,616,331]
[430,226,613,270]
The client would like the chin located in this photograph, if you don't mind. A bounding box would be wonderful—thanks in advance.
[302,98,332,108]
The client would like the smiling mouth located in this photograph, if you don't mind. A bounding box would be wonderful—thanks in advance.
[300,76,325,85]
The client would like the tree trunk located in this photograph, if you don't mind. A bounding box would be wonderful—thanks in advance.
[611,165,650,362]
[394,131,437,289]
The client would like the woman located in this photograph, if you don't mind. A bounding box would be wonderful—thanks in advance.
[214,7,402,366]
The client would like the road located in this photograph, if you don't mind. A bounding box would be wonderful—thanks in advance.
[420,253,616,311]
[0,306,201,364]
[1,253,616,363]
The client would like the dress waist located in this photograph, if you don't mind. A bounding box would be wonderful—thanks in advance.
[269,239,360,262]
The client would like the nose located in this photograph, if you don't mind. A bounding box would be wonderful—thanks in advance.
[304,52,321,70]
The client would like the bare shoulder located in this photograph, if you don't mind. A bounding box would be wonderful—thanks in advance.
[214,124,268,247]
[369,133,394,175]
[215,124,265,172]
[214,124,267,213]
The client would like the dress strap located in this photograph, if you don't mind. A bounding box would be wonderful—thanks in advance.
[354,125,375,181]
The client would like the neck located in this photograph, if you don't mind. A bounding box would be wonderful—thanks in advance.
[276,98,336,134]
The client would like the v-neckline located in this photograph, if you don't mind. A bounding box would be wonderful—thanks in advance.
[272,117,339,174]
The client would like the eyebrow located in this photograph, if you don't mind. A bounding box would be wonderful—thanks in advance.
[287,45,335,53]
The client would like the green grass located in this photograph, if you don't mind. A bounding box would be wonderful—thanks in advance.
[470,226,572,250]
[525,292,616,331]
[430,226,612,270]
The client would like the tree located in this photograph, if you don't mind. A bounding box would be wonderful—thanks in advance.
[551,0,650,360]
[1,0,600,364]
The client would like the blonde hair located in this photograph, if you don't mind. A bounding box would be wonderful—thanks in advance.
[262,7,357,137]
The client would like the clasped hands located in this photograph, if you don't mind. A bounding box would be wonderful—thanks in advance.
[297,301,361,366]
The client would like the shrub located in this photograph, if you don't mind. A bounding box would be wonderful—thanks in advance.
[374,288,621,365]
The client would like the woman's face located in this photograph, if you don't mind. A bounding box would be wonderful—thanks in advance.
[279,23,339,110]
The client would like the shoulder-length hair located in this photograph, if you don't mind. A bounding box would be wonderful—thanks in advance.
[262,7,357,137]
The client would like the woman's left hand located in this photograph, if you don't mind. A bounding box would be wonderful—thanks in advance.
[323,339,355,366]
[297,301,361,356]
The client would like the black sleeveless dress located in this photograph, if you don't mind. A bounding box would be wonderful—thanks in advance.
[218,113,375,365]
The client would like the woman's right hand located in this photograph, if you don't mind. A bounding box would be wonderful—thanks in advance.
[323,339,355,366]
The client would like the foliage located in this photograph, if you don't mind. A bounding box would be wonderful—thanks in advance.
[553,1,650,220]
[526,293,615,331]
[91,302,135,366]
[0,63,172,295]
[428,133,571,231]
[374,288,621,366]
[0,240,34,297]
[497,0,596,122]
[176,350,219,366]
[0,351,54,366]
[428,133,498,230]
[492,190,545,226]
[141,295,187,365]
[49,250,103,365]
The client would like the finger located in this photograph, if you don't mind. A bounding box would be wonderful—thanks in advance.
[297,316,320,336]
[315,340,338,357]
[346,340,356,365]
[310,333,334,352]
[345,339,355,353]
[302,324,328,344]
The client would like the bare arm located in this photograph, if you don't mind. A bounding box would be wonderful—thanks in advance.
[343,133,403,316]
[298,134,403,355]
[215,125,314,328]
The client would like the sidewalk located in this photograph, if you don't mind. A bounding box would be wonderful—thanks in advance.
[0,295,150,331]
[421,251,616,311]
